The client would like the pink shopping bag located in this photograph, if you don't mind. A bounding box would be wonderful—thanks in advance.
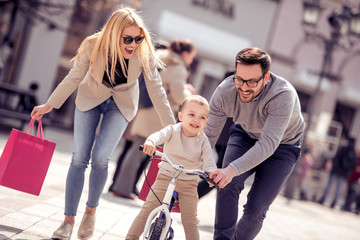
[0,119,56,195]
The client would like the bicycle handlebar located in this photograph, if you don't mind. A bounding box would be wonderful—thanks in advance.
[139,145,219,189]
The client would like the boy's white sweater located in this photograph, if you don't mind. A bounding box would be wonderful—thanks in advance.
[147,123,217,181]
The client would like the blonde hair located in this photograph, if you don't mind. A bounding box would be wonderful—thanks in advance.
[72,7,164,85]
[179,95,210,115]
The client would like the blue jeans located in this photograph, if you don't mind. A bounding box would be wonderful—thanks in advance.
[65,97,128,216]
[319,173,347,207]
[214,124,301,240]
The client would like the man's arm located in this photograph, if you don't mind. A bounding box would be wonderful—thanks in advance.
[229,90,296,175]
[211,90,297,190]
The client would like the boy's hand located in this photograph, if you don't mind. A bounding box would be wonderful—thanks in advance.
[209,165,237,188]
[206,170,218,188]
[143,140,156,156]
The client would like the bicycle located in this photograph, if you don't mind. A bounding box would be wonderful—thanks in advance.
[138,145,219,240]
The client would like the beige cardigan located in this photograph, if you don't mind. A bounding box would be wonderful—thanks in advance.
[47,45,175,127]
[130,50,191,138]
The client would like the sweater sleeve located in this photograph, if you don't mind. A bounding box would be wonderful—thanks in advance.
[146,124,174,147]
[230,90,296,175]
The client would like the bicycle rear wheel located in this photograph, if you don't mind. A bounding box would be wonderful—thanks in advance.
[149,217,166,240]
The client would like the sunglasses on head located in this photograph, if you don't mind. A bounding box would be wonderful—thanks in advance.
[122,35,144,45]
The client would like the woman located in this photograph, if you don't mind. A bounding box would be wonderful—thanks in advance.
[111,39,197,199]
[30,7,175,240]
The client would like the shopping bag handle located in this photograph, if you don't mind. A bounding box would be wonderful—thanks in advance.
[26,119,44,139]
[26,119,35,134]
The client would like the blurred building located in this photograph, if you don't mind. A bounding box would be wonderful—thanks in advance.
[268,0,360,163]
[139,0,360,161]
[0,0,359,160]
[138,0,278,100]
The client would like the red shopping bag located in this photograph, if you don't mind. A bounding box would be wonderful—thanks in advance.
[138,147,180,213]
[0,119,56,195]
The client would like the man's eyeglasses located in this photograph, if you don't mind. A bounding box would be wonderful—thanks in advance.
[233,73,266,88]
[122,35,144,45]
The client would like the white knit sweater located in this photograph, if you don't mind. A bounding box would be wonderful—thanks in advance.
[147,122,217,181]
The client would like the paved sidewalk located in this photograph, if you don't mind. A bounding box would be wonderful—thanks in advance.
[0,124,359,240]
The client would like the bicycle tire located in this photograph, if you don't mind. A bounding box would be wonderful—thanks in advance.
[149,217,166,240]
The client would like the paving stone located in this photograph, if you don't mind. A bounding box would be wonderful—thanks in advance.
[21,203,60,219]
[0,212,42,229]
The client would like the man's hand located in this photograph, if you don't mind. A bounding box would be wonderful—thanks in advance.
[209,165,237,188]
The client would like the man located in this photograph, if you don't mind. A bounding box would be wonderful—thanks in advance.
[207,47,304,240]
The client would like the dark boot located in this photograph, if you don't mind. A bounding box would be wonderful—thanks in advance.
[318,196,325,205]
[300,191,308,201]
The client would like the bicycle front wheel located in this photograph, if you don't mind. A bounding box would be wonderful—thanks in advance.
[149,217,166,240]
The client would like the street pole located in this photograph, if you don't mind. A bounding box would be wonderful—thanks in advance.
[302,31,339,150]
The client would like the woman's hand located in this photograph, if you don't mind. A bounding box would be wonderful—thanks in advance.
[143,140,156,156]
[209,165,237,188]
[30,103,53,120]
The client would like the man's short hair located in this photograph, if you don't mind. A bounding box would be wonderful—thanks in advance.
[235,47,271,74]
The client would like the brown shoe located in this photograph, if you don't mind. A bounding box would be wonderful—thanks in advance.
[77,213,95,240]
[52,222,73,240]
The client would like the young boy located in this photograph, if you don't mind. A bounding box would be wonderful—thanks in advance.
[125,95,217,240]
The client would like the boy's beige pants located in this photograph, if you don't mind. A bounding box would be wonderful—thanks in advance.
[126,173,199,240]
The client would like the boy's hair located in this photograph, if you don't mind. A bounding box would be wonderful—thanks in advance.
[179,95,209,114]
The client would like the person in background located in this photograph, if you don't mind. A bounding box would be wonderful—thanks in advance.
[284,147,314,202]
[342,150,360,214]
[318,137,358,208]
[298,148,314,200]
[125,95,217,240]
[206,47,304,240]
[30,7,175,240]
[111,39,197,199]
